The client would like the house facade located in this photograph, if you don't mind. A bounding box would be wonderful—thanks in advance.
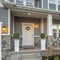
[0,0,60,60]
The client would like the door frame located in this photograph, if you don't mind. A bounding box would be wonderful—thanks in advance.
[22,23,34,46]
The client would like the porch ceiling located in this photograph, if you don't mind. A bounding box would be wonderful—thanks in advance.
[11,10,60,19]
[11,10,47,18]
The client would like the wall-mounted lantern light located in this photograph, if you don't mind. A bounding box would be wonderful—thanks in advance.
[2,26,8,33]
[33,24,39,29]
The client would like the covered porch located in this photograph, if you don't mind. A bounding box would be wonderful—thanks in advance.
[10,8,60,50]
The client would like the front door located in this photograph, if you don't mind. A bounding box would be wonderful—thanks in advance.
[22,23,34,46]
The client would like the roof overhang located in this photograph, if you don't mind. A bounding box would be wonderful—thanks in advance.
[2,1,60,15]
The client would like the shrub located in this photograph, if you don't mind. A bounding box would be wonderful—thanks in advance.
[40,33,45,39]
[13,33,20,39]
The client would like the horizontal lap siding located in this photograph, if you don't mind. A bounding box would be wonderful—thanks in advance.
[0,7,8,27]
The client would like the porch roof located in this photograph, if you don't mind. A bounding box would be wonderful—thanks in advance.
[2,1,60,15]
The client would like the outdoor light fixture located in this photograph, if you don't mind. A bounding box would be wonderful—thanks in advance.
[28,13,31,15]
[2,26,8,33]
[33,24,39,29]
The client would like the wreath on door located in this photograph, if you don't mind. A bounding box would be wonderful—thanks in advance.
[26,26,30,31]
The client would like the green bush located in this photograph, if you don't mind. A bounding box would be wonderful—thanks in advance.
[40,33,45,39]
[13,33,20,39]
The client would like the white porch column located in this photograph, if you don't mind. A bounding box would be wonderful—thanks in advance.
[41,18,44,33]
[0,22,2,60]
[47,14,53,36]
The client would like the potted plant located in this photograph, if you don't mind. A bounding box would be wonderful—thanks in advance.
[40,33,46,50]
[13,33,20,52]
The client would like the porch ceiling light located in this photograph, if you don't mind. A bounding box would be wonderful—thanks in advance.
[28,13,31,16]
[2,26,8,33]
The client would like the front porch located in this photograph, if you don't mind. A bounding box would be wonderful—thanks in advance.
[10,9,60,50]
[1,7,60,60]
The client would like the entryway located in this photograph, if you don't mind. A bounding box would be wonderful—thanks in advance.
[22,23,34,47]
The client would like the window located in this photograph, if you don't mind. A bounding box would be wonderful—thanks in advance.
[26,0,34,7]
[53,25,60,38]
[58,0,60,5]
[49,0,56,4]
[16,0,24,5]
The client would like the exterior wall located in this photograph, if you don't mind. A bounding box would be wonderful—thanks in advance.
[0,7,8,34]
[0,7,8,26]
[10,16,48,48]
[10,14,13,35]
[11,17,41,48]
[2,35,11,60]
[14,17,40,36]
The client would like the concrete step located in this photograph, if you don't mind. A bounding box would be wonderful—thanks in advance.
[6,49,42,60]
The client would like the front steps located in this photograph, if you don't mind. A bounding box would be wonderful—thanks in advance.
[6,49,42,60]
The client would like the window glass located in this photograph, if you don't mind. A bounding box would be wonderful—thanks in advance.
[58,0,60,5]
[49,0,56,4]
[26,0,34,7]
[16,0,24,5]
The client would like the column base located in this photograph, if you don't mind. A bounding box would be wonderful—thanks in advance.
[46,36,54,49]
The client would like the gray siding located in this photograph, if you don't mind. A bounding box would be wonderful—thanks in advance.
[10,14,13,35]
[43,0,48,9]
[49,3,56,10]
[14,17,40,36]
[0,7,8,27]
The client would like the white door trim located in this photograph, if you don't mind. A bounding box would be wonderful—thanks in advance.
[22,23,34,46]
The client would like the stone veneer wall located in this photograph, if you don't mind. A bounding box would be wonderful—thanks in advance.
[2,35,11,60]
